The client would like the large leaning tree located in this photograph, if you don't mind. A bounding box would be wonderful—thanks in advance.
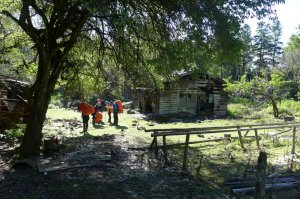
[0,0,284,157]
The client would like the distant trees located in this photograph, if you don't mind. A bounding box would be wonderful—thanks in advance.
[225,72,289,118]
[225,19,288,118]
[281,26,300,99]
[251,19,283,77]
[270,19,283,69]
[253,21,273,75]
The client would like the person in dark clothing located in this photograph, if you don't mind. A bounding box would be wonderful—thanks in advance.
[112,101,119,125]
[94,99,102,112]
[82,114,89,133]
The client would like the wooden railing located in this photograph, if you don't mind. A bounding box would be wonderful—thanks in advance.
[145,122,300,173]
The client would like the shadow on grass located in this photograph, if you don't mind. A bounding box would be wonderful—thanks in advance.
[114,125,128,130]
[92,124,106,129]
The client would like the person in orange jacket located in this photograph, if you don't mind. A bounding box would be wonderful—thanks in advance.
[78,102,94,133]
[106,101,113,123]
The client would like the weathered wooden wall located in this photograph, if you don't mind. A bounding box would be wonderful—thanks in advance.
[158,75,227,116]
[159,84,179,114]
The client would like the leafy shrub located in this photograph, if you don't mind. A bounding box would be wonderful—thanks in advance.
[228,97,254,105]
[4,123,26,140]
[52,99,63,108]
[48,104,58,109]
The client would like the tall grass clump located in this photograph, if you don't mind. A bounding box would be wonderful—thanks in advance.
[227,97,265,119]
[278,100,300,117]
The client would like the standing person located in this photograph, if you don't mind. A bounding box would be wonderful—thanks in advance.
[112,100,119,126]
[82,113,89,133]
[94,98,102,112]
[92,99,102,125]
[106,101,113,123]
[78,102,94,133]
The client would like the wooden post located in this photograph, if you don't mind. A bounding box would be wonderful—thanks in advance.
[244,127,252,137]
[182,133,190,174]
[292,126,296,154]
[237,127,244,149]
[153,131,159,158]
[254,129,260,150]
[163,135,168,164]
[196,154,204,178]
[149,138,155,150]
[255,151,267,199]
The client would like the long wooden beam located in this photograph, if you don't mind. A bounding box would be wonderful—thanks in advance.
[151,124,300,137]
[145,122,300,133]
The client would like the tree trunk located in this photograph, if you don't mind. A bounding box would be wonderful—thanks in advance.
[19,56,58,157]
[271,98,279,118]
[19,101,47,156]
[255,151,267,199]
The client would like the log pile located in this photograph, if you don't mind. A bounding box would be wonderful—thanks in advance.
[225,175,300,195]
[0,77,30,128]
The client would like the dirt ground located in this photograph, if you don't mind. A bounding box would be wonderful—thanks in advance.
[0,130,218,199]
[2,112,300,198]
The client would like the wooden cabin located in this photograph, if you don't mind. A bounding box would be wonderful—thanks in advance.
[131,72,227,117]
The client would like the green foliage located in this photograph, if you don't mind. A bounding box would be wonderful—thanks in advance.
[285,26,300,51]
[4,123,26,140]
[278,100,300,117]
[0,12,36,80]
[49,99,63,108]
[227,103,251,118]
[281,28,300,99]
[228,98,300,120]
[227,102,274,120]
[228,96,254,105]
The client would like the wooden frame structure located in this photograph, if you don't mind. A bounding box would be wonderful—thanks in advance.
[145,122,300,173]
[130,72,227,117]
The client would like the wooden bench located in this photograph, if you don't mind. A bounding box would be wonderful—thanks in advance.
[145,122,300,173]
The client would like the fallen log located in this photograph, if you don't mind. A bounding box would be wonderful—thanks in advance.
[226,175,300,188]
[232,181,300,194]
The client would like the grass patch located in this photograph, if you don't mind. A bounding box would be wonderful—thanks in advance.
[42,108,300,198]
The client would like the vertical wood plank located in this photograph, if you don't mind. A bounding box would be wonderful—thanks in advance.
[163,135,168,164]
[237,127,244,149]
[153,131,158,158]
[149,137,155,150]
[182,133,190,173]
[255,129,260,150]
[292,126,296,154]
